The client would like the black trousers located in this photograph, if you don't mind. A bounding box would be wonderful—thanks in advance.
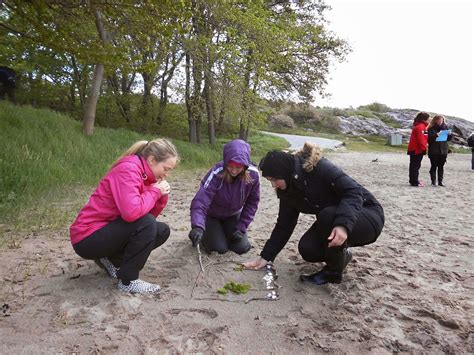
[298,204,384,272]
[73,214,170,282]
[429,154,447,184]
[202,214,251,255]
[409,153,424,186]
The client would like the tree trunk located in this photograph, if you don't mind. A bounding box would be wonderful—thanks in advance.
[157,84,167,125]
[82,5,108,135]
[203,65,215,145]
[83,63,104,135]
[141,72,153,117]
[107,73,131,122]
[156,52,183,125]
[239,49,253,140]
[185,53,197,143]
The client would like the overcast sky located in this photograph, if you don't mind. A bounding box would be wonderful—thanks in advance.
[317,0,473,121]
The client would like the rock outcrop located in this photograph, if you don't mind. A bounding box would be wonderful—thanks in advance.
[268,106,474,147]
[268,113,295,129]
[329,109,473,146]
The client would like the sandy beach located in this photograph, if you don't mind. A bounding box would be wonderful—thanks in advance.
[1,151,473,353]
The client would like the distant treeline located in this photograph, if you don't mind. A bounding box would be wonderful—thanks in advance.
[0,1,348,142]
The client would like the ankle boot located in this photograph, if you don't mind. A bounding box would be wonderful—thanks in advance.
[438,170,444,186]
[299,248,352,285]
[430,170,436,186]
[300,268,342,285]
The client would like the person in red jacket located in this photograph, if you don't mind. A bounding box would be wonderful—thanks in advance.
[70,139,178,294]
[407,112,430,187]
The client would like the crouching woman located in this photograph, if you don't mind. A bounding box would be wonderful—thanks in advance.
[244,142,384,285]
[70,139,179,294]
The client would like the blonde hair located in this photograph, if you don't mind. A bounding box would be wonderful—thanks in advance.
[428,115,446,128]
[115,138,179,165]
[295,142,323,172]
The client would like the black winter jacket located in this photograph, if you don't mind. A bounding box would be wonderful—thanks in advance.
[428,124,451,156]
[260,156,383,262]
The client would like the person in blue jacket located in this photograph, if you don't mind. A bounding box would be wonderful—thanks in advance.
[427,115,452,186]
[188,139,260,254]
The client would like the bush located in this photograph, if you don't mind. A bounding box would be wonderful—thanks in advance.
[358,102,390,113]
[280,103,319,124]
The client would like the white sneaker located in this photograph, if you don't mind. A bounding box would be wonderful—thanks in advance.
[117,279,161,294]
[94,257,118,279]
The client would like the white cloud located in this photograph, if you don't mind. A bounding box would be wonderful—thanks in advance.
[317,0,473,121]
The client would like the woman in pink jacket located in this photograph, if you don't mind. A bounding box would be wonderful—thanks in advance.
[70,139,178,294]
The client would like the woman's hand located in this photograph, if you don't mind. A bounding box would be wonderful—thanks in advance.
[154,180,171,195]
[242,257,268,270]
[327,226,348,248]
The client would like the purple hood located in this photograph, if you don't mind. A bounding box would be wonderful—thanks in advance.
[223,139,251,167]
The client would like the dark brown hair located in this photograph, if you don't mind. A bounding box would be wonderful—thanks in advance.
[413,112,430,124]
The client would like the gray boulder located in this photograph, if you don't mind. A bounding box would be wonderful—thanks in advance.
[268,113,295,129]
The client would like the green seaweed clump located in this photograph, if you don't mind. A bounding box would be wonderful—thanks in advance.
[217,281,251,295]
[233,264,245,272]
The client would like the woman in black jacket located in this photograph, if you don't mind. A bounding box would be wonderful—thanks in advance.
[244,143,384,285]
[427,115,452,186]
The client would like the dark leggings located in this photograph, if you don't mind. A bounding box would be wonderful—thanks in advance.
[298,204,384,272]
[73,214,170,283]
[429,154,446,184]
[409,153,424,186]
[202,214,251,255]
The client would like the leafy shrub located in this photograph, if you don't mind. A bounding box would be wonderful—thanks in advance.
[280,103,319,124]
[358,102,391,113]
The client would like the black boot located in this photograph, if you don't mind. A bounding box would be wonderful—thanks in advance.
[300,248,352,285]
[438,168,444,186]
[430,170,436,186]
[300,268,342,285]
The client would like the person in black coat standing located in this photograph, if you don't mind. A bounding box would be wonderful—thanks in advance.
[427,115,452,186]
[468,133,474,170]
[0,66,16,103]
[243,142,385,285]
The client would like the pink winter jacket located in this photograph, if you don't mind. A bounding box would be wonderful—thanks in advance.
[69,155,168,245]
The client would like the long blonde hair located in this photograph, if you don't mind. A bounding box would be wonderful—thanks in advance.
[222,169,253,184]
[428,115,446,129]
[115,138,179,166]
[295,142,323,172]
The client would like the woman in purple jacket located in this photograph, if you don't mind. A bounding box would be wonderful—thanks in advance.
[189,139,260,254]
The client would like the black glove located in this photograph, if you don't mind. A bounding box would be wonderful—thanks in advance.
[230,229,245,243]
[189,227,204,247]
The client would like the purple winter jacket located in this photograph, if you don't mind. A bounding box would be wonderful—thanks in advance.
[190,139,260,233]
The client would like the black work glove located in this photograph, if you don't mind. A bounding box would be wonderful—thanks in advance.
[189,227,204,247]
[230,229,245,243]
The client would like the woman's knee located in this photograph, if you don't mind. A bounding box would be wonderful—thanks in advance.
[157,223,170,239]
[202,236,228,254]
[231,240,251,255]
[136,214,158,240]
[154,222,170,248]
[298,237,324,262]
[208,244,229,254]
